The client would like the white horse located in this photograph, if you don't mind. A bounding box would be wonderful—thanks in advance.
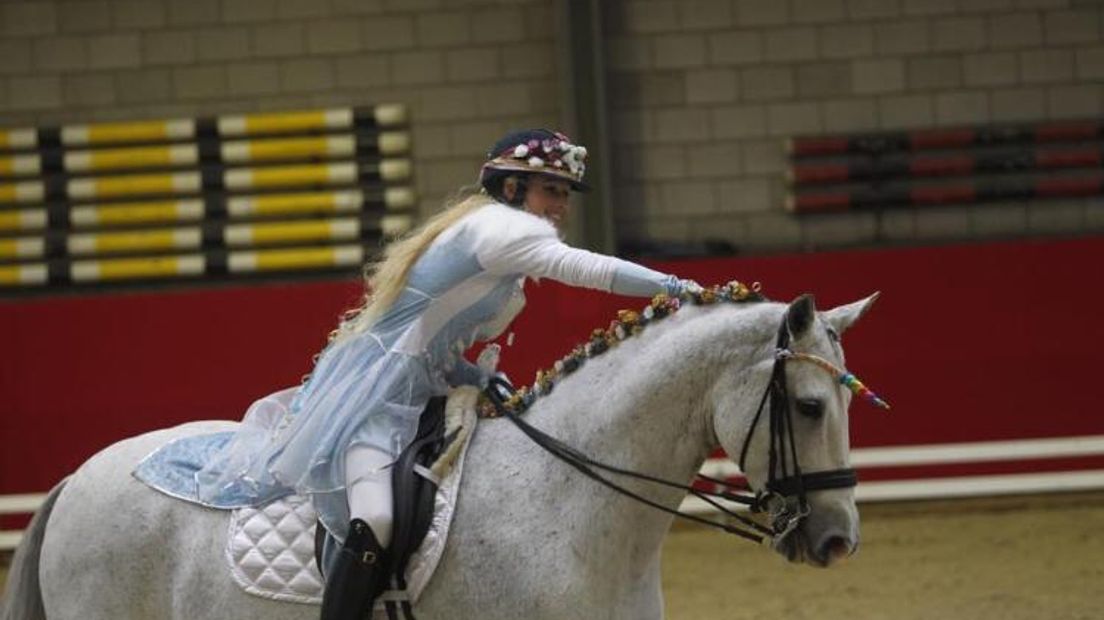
[3,293,877,620]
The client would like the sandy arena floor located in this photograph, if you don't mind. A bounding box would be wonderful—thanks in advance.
[662,492,1104,620]
[3,492,1103,618]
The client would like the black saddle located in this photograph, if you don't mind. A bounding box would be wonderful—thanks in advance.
[315,395,449,619]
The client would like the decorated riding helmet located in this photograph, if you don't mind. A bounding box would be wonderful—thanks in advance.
[479,129,589,205]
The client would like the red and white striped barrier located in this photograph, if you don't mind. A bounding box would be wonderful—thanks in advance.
[689,434,1104,513]
[4,435,1102,549]
[786,117,1104,213]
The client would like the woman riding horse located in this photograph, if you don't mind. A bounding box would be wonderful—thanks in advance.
[147,129,703,620]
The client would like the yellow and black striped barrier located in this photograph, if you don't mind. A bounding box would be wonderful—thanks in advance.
[66,227,204,257]
[219,131,410,164]
[226,244,365,273]
[56,160,412,202]
[60,119,196,147]
[65,187,414,229]
[1,241,389,287]
[68,198,206,228]
[67,171,203,201]
[223,160,411,193]
[60,217,375,258]
[45,131,411,176]
[216,105,406,137]
[0,208,48,232]
[69,253,206,283]
[0,209,413,260]
[0,262,48,286]
[0,128,37,152]
[0,181,45,204]
[222,217,361,247]
[62,144,200,173]
[225,186,415,219]
[0,104,416,293]
[0,154,41,178]
[0,105,406,155]
[0,236,45,261]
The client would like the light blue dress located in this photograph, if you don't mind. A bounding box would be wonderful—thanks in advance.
[134,202,680,539]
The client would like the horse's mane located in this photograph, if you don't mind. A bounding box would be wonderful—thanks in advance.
[480,281,767,417]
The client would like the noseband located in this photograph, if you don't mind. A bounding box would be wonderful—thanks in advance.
[484,306,881,545]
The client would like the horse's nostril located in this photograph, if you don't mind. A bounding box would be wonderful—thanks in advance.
[819,535,852,563]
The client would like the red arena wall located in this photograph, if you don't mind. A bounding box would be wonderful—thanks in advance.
[2,236,1101,499]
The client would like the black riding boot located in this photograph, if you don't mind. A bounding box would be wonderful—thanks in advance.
[320,519,388,620]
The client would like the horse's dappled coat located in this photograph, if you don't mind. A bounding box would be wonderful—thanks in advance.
[3,295,875,620]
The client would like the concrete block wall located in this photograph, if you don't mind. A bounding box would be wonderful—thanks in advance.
[603,0,1104,253]
[0,0,561,218]
[2,0,1102,254]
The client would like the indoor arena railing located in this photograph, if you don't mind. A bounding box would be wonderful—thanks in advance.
[785,118,1104,213]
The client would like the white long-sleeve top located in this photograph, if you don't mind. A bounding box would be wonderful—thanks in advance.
[153,201,680,540]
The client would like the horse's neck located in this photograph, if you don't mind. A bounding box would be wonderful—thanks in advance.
[524,306,771,521]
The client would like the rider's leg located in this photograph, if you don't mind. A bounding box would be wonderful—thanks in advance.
[319,445,393,620]
[345,444,394,548]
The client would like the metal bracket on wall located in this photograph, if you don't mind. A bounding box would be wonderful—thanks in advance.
[559,0,616,255]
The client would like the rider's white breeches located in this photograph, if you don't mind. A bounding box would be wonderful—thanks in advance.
[345,444,394,548]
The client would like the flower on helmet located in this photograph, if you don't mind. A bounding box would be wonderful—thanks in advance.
[560,144,587,176]
[480,129,590,192]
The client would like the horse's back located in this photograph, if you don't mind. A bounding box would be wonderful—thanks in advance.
[35,414,667,619]
[37,420,301,620]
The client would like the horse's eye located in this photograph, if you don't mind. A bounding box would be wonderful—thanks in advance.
[796,398,824,419]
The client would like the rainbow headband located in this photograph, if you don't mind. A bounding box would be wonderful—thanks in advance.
[776,350,891,410]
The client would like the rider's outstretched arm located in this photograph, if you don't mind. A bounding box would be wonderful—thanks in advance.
[474,207,686,298]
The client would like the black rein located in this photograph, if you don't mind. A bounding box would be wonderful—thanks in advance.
[481,309,859,545]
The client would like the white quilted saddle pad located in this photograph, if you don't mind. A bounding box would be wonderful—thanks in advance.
[225,388,479,607]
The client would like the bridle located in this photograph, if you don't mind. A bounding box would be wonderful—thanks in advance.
[483,307,875,546]
[734,318,859,540]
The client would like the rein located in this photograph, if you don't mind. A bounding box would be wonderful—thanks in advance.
[481,302,883,545]
[484,376,774,544]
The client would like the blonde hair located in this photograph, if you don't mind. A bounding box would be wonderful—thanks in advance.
[330,187,494,345]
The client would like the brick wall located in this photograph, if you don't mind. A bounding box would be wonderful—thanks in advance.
[2,0,1102,253]
[0,0,561,218]
[603,0,1104,252]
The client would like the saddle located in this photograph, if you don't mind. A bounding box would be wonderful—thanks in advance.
[223,387,478,613]
[315,395,452,619]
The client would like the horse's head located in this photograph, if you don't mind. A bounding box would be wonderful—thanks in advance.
[710,293,879,567]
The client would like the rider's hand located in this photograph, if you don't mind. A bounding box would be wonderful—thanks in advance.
[678,279,704,296]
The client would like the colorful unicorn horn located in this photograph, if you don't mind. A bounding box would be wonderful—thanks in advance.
[839,372,891,410]
[782,351,891,410]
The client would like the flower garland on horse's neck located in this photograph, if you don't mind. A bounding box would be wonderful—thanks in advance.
[478,281,766,418]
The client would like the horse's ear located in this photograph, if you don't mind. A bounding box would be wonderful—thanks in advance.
[823,292,880,336]
[787,294,816,339]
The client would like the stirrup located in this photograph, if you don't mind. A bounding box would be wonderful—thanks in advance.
[320,519,389,620]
